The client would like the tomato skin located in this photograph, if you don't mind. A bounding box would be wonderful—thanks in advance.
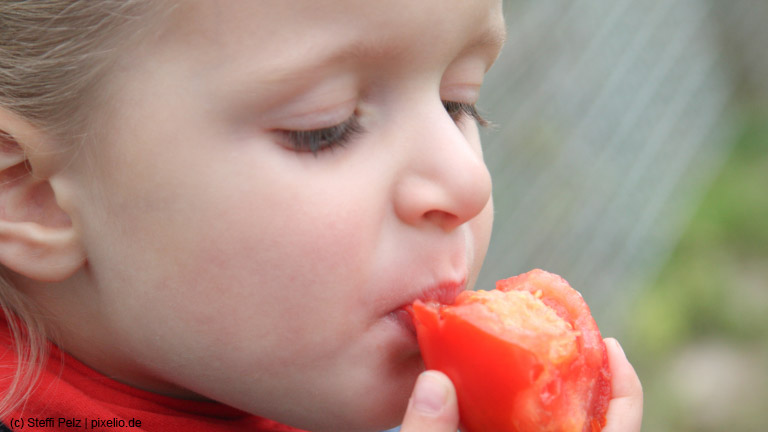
[411,269,611,432]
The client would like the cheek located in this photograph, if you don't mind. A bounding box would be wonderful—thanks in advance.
[76,142,380,365]
[171,184,377,340]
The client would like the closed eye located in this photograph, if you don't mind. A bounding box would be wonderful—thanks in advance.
[443,101,490,127]
[278,116,364,156]
[278,101,488,156]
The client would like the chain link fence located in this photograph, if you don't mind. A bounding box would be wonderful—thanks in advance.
[477,0,742,332]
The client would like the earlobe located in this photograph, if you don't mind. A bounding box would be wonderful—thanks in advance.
[0,109,86,283]
[0,220,85,282]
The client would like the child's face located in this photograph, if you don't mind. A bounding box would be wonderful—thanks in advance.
[53,1,503,430]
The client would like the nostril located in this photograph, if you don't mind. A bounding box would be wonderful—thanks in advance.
[423,209,462,232]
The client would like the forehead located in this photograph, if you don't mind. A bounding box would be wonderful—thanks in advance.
[157,0,505,69]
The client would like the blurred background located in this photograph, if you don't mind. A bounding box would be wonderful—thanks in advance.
[473,0,767,430]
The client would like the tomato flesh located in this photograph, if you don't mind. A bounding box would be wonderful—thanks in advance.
[411,269,611,432]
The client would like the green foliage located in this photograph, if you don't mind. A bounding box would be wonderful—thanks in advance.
[626,109,768,431]
[631,109,768,346]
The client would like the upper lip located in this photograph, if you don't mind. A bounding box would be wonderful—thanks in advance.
[387,277,467,332]
[410,277,468,307]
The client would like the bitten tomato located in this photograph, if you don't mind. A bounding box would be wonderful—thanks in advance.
[411,269,611,432]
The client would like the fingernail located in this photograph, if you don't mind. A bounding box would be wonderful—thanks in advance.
[411,371,448,416]
[611,338,627,358]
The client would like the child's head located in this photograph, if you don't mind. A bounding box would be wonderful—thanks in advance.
[1,1,504,430]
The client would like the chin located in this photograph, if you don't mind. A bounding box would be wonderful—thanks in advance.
[326,359,419,432]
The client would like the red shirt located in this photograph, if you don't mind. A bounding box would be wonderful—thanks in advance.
[0,318,307,432]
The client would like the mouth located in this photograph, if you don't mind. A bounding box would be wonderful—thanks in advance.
[414,278,467,305]
[389,278,467,337]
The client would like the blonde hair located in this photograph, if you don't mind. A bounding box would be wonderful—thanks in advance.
[1,0,167,418]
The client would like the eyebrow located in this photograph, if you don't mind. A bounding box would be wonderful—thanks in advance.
[259,21,508,85]
[343,22,508,65]
[461,21,508,68]
[471,22,508,54]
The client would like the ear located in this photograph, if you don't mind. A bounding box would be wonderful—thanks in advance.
[0,109,85,282]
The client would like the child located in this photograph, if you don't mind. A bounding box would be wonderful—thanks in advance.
[0,1,642,431]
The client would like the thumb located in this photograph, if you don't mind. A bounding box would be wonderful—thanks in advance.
[602,338,643,432]
[400,370,460,432]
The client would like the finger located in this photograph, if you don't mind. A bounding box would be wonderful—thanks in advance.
[399,370,460,432]
[602,338,643,432]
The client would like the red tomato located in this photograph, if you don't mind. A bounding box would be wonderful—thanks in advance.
[411,269,611,432]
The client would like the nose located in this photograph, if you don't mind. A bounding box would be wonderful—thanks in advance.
[392,100,492,232]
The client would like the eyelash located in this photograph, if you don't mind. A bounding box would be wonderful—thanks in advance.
[280,116,364,156]
[442,101,490,128]
[280,101,488,155]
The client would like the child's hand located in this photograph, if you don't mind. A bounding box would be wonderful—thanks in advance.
[400,370,459,431]
[602,338,643,432]
[400,338,643,432]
